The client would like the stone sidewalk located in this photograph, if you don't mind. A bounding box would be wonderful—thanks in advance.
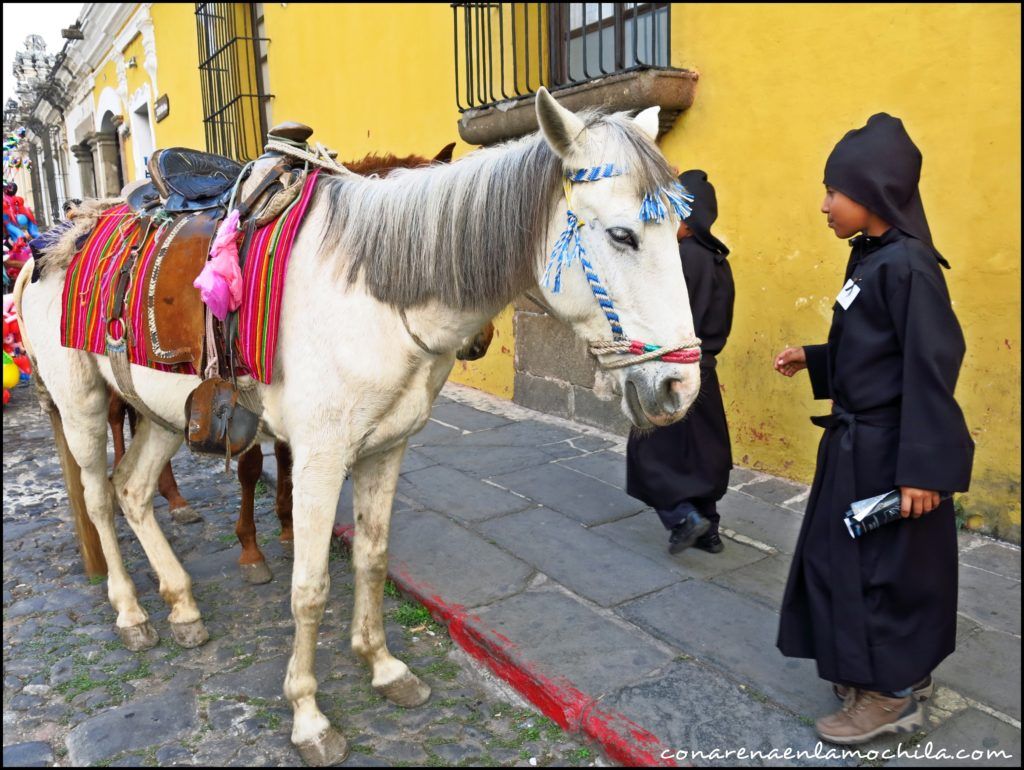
[263,382,1022,767]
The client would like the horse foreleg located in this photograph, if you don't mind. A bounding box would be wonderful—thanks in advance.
[351,441,431,708]
[274,441,295,543]
[284,442,350,765]
[236,445,272,584]
[112,415,207,648]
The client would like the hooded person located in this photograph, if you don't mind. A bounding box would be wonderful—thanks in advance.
[626,169,735,555]
[773,113,974,744]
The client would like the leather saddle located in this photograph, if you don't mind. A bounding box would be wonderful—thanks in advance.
[124,147,240,216]
[150,148,243,212]
[140,209,223,372]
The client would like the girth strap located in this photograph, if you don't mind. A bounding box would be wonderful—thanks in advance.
[106,334,181,433]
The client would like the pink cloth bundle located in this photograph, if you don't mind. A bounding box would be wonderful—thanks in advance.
[194,208,243,320]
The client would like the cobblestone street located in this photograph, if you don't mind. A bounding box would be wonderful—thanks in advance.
[2,384,600,767]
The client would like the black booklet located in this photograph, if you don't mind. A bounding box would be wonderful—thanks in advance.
[844,490,953,539]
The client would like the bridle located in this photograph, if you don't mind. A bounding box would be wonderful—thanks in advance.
[541,164,702,370]
[399,163,704,369]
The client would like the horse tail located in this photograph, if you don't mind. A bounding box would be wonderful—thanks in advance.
[15,256,107,576]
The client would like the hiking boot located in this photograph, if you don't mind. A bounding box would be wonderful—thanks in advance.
[694,531,724,554]
[668,510,711,555]
[833,676,933,703]
[816,689,924,745]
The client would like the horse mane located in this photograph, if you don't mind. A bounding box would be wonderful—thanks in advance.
[316,110,678,312]
[344,152,432,177]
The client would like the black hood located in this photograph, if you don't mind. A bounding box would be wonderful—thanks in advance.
[824,112,948,269]
[678,169,729,257]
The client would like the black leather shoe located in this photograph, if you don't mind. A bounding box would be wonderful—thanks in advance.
[694,532,724,554]
[669,511,711,555]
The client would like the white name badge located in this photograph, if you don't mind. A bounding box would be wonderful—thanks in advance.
[836,278,861,310]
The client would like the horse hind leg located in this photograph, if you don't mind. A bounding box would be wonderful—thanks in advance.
[351,441,431,709]
[158,461,201,524]
[112,414,208,648]
[283,441,350,766]
[108,389,128,468]
[274,441,295,545]
[52,373,159,650]
[236,445,272,584]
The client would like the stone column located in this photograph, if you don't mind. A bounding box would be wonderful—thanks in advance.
[91,130,123,198]
[71,142,97,198]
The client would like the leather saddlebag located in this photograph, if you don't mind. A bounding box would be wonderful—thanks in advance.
[184,378,261,458]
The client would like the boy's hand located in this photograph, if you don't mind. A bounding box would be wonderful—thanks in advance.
[900,487,940,518]
[774,347,807,377]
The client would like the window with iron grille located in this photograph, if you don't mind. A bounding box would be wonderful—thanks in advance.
[195,2,270,161]
[453,2,671,112]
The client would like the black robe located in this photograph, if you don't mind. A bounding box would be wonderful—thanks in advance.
[776,228,974,691]
[626,237,735,510]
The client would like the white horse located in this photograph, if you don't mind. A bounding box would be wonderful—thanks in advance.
[18,89,701,765]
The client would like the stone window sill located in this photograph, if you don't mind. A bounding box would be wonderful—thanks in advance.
[457,68,699,147]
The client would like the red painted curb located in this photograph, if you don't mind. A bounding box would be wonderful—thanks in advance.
[332,527,678,767]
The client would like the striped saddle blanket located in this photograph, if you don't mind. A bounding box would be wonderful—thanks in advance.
[60,169,320,384]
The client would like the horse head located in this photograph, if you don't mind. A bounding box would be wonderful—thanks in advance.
[532,87,700,429]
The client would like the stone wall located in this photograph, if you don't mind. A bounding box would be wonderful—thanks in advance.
[512,296,632,436]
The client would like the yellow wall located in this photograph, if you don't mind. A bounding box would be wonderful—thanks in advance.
[149,2,205,150]
[662,3,1021,539]
[261,2,515,397]
[67,2,1019,538]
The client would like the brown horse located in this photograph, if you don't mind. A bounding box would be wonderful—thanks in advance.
[108,141,496,583]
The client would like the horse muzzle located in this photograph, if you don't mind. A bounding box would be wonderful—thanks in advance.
[622,362,700,429]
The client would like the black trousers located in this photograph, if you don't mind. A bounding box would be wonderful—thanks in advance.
[655,496,721,536]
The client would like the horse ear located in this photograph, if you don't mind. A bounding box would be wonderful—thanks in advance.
[634,106,660,141]
[433,142,456,164]
[535,87,586,159]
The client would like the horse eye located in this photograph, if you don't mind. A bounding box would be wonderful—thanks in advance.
[607,227,638,249]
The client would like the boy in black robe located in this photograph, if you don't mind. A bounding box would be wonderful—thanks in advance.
[626,170,735,555]
[773,114,973,744]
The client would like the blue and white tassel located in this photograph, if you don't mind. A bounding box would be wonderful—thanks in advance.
[543,207,586,294]
[664,181,695,220]
[637,182,695,223]
[638,192,668,223]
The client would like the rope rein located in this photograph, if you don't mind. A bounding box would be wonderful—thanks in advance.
[546,164,702,370]
[264,138,356,176]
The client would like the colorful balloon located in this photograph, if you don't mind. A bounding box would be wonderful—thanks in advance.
[3,362,19,389]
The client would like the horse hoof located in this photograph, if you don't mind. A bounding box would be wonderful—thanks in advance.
[375,670,431,708]
[240,560,273,584]
[118,621,159,651]
[170,619,209,648]
[295,727,349,766]
[170,505,203,524]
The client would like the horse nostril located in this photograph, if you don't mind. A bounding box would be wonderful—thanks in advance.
[662,378,684,414]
